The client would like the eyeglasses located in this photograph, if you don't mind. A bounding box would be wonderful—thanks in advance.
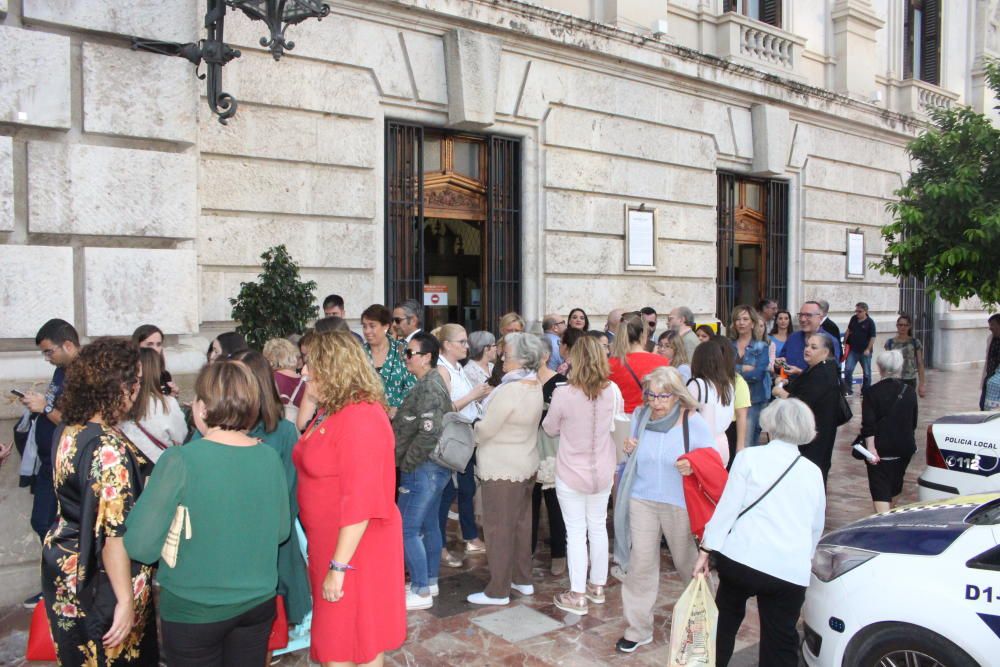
[404,349,430,359]
[643,390,673,401]
[392,316,411,324]
[40,347,57,358]
[798,312,820,319]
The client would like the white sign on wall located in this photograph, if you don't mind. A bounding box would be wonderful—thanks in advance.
[423,284,449,306]
[625,205,657,271]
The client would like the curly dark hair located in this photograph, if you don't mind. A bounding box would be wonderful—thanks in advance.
[59,338,140,426]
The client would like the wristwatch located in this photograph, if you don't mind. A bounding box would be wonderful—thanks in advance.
[43,404,53,415]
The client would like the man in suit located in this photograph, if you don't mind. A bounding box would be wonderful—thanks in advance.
[817,299,841,341]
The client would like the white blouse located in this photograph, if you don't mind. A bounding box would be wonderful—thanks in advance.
[120,395,188,463]
[439,357,480,420]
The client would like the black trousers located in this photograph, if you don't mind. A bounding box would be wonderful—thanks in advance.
[161,597,276,667]
[530,483,567,559]
[714,554,806,667]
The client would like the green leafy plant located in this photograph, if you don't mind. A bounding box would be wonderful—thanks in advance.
[229,245,317,349]
[878,59,1000,310]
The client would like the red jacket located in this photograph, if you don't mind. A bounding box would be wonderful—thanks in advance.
[678,447,728,540]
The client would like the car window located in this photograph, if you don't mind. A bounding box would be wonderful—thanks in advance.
[966,544,1000,572]
[965,498,1000,526]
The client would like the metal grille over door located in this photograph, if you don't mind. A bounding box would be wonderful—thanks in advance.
[766,180,789,312]
[485,136,522,334]
[717,173,737,326]
[385,122,424,308]
[900,276,934,368]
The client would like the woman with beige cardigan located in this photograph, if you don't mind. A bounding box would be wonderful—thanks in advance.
[467,332,546,606]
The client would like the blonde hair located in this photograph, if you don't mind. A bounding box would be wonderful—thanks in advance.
[611,312,646,361]
[663,330,690,367]
[263,338,300,371]
[568,336,610,400]
[728,304,763,341]
[308,331,387,413]
[436,323,466,344]
[642,366,699,411]
[499,312,525,334]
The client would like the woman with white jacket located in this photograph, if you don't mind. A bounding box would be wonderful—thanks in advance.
[693,398,826,667]
[119,347,188,462]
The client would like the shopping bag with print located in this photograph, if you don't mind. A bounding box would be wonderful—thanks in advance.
[668,574,717,667]
[25,601,56,661]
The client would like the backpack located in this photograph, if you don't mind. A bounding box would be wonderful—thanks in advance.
[430,412,476,472]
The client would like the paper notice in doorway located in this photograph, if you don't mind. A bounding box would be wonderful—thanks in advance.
[424,285,449,307]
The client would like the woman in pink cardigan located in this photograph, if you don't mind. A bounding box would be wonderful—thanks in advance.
[542,336,618,615]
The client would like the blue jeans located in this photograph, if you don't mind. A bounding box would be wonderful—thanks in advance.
[843,350,872,394]
[747,402,765,447]
[398,461,452,594]
[438,454,478,544]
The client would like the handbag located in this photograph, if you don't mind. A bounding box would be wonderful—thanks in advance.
[161,504,192,568]
[835,389,853,427]
[429,412,476,473]
[25,600,57,661]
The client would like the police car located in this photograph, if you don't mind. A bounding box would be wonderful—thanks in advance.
[918,412,1000,500]
[801,494,1000,667]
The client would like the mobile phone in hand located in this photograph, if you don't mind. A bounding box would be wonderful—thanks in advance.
[10,389,25,399]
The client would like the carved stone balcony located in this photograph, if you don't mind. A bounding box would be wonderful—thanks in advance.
[896,78,961,120]
[715,12,807,82]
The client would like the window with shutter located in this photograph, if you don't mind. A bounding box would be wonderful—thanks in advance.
[904,0,941,85]
[726,0,782,28]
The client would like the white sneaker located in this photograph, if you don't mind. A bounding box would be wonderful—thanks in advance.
[404,583,439,596]
[406,590,433,610]
[510,583,534,596]
[467,591,510,605]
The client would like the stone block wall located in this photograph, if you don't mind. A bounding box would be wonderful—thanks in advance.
[0,1,202,608]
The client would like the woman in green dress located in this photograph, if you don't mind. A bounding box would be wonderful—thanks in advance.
[233,349,312,626]
[361,303,415,412]
[41,338,158,666]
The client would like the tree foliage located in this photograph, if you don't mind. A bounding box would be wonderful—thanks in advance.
[878,60,1000,310]
[229,245,317,350]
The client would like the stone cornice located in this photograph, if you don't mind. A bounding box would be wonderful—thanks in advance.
[356,0,921,137]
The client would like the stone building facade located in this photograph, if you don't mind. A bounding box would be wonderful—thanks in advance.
[0,0,996,606]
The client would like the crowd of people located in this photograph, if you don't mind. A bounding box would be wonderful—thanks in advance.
[5,294,988,667]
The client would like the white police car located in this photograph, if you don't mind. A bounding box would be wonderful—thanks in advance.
[802,494,1000,667]
[918,413,1000,500]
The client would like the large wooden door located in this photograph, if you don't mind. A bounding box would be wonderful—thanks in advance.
[385,124,521,333]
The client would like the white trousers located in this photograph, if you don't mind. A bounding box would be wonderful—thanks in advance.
[555,476,612,594]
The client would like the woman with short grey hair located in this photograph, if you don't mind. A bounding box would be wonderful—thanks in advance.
[465,330,497,387]
[694,398,826,667]
[860,349,918,513]
[467,332,545,605]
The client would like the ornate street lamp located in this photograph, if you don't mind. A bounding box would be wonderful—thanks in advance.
[133,0,330,124]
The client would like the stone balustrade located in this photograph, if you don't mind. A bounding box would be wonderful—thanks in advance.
[715,12,807,82]
[897,78,961,119]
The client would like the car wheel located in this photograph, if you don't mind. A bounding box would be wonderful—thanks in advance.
[849,623,979,667]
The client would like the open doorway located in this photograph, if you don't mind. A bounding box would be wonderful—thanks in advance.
[423,218,483,330]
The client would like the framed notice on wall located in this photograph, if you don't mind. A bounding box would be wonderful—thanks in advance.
[845,229,865,279]
[625,205,657,271]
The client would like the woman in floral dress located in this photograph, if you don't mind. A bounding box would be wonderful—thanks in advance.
[360,303,415,412]
[41,338,158,666]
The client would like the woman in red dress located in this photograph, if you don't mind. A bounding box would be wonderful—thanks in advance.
[293,330,405,666]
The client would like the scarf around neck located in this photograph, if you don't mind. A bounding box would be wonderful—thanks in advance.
[481,368,537,410]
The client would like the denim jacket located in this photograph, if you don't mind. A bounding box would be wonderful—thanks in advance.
[732,339,772,404]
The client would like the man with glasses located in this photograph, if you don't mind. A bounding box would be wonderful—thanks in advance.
[542,313,568,370]
[18,318,80,609]
[777,301,841,376]
[392,298,423,343]
[843,302,876,395]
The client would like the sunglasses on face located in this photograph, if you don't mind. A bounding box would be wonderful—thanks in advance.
[393,316,409,324]
[404,349,429,359]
